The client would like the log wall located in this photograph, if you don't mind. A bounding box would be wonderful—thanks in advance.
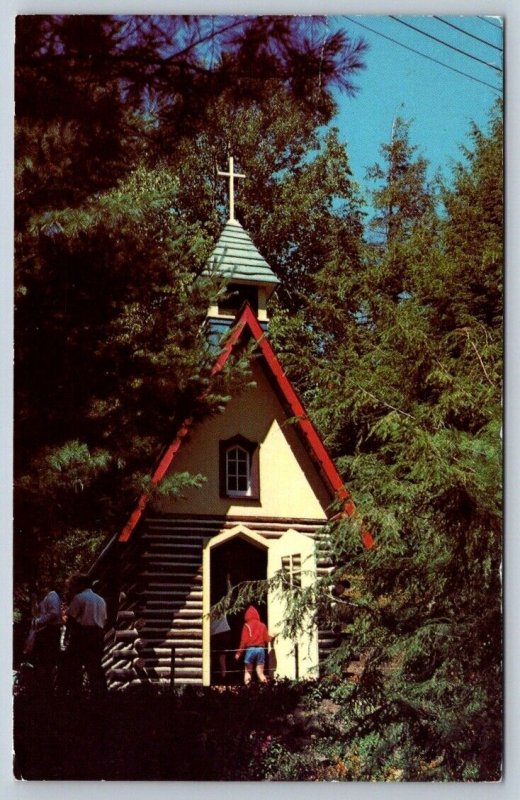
[100,515,337,688]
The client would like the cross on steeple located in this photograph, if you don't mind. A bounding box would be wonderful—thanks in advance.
[217,156,245,224]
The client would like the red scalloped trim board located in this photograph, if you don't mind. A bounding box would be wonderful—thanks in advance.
[119,303,374,548]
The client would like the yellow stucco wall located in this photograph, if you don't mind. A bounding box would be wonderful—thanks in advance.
[154,358,331,519]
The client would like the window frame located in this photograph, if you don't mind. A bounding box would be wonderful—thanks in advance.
[281,553,302,588]
[219,435,260,500]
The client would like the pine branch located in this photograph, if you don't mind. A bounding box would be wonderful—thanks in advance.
[356,385,416,420]
[464,329,495,388]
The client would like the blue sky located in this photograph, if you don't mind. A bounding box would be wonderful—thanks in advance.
[327,16,502,193]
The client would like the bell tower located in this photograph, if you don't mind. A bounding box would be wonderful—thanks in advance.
[204,157,279,339]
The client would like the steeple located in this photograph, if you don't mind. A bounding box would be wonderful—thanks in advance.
[205,158,279,337]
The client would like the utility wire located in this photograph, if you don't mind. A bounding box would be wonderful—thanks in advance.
[343,16,502,95]
[390,16,502,73]
[433,15,502,52]
[479,17,503,31]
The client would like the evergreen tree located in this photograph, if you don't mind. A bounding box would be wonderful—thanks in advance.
[14,166,219,597]
[13,13,503,781]
[286,107,502,781]
[14,15,367,608]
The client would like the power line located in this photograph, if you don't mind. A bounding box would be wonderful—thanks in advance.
[343,16,502,95]
[433,15,502,53]
[479,16,503,31]
[390,16,502,74]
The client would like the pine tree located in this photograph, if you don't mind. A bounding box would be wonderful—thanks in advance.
[291,107,503,781]
[14,15,367,608]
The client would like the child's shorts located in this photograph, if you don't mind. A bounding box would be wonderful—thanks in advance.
[244,646,265,667]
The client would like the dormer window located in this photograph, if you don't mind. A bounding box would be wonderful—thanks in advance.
[219,435,259,499]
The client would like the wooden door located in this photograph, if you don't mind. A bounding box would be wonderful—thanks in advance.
[267,529,319,680]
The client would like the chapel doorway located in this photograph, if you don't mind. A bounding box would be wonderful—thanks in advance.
[209,536,268,685]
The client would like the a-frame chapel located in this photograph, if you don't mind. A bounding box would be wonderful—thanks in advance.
[93,159,371,688]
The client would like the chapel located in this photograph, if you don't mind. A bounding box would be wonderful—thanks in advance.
[93,158,367,687]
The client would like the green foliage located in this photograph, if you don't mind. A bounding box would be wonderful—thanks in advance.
[14,15,502,781]
[267,104,502,782]
[14,14,366,610]
[14,163,221,609]
[138,471,207,499]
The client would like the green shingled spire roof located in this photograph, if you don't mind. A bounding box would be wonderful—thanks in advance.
[205,221,279,287]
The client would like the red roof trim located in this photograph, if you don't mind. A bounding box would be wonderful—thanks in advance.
[119,419,194,542]
[118,304,373,548]
[238,308,374,549]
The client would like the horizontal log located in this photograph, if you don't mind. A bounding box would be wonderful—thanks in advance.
[107,640,133,654]
[138,585,202,593]
[140,657,203,668]
[136,638,203,649]
[145,552,202,560]
[114,629,139,640]
[168,618,202,627]
[140,608,202,618]
[145,514,325,528]
[141,563,201,572]
[140,624,202,635]
[137,599,201,609]
[108,667,202,680]
[138,624,203,636]
[107,669,137,680]
[134,629,202,648]
[105,648,138,660]
[135,647,202,657]
[318,630,340,641]
[106,656,205,671]
[118,582,140,596]
[138,592,198,600]
[145,536,204,555]
[140,620,202,631]
[145,666,202,677]
[138,637,201,648]
[140,619,203,629]
[145,594,203,605]
[137,614,202,625]
[139,571,203,581]
[141,584,202,593]
[141,554,204,565]
[108,673,203,686]
[142,552,202,562]
[145,518,219,525]
[116,610,136,621]
[109,658,135,672]
[138,571,202,580]
[144,569,202,577]
[144,540,203,549]
[139,602,201,610]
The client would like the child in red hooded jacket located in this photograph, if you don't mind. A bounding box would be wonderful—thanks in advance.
[235,605,275,685]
